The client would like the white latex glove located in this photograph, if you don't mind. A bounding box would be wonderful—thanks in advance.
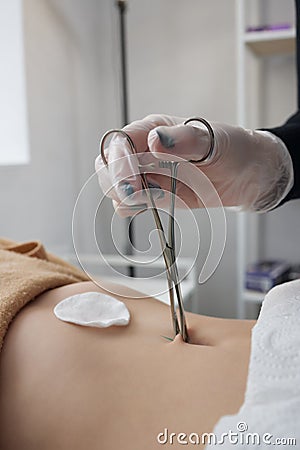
[95,114,293,216]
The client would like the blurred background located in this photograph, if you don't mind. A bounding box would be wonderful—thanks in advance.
[1,0,300,319]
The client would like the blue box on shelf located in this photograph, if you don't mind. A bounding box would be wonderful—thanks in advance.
[246,260,290,293]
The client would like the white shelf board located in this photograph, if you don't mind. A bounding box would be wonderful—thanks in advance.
[63,253,195,305]
[244,28,296,55]
[95,276,195,305]
[66,253,194,270]
[243,289,265,303]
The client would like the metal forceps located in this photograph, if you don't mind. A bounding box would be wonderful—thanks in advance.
[100,117,215,343]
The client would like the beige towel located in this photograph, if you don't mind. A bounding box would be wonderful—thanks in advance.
[0,238,89,351]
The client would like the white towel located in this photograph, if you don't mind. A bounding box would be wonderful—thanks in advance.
[206,280,300,449]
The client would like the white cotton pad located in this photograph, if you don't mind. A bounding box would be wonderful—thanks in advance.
[53,292,130,328]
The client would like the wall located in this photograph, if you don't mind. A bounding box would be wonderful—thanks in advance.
[1,0,76,254]
[126,0,239,318]
[0,0,120,255]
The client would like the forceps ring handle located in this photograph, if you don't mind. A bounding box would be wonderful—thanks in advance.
[100,119,215,167]
[183,117,215,165]
[100,129,136,167]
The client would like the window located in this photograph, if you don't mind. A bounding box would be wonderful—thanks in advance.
[0,0,29,165]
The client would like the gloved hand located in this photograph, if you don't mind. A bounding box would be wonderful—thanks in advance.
[95,114,293,216]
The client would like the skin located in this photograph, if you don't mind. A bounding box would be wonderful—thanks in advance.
[0,281,255,450]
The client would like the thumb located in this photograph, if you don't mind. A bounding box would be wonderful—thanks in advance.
[147,124,212,163]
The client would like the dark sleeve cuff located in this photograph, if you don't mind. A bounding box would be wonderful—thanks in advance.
[260,110,300,206]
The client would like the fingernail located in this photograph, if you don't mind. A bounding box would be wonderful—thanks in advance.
[148,182,161,190]
[120,181,134,197]
[144,182,164,199]
[156,130,175,149]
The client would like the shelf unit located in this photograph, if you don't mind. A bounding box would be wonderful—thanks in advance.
[236,0,296,318]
